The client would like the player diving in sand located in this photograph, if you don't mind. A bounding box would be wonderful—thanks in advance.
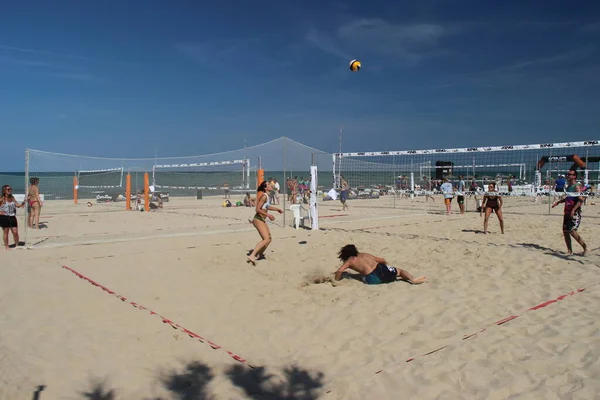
[335,244,427,285]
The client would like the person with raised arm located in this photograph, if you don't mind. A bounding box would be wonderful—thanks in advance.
[552,169,587,256]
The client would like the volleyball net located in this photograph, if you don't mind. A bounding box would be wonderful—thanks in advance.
[23,151,253,208]
[152,159,251,199]
[22,137,332,237]
[333,140,600,208]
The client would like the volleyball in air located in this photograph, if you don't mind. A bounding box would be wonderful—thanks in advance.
[349,59,361,72]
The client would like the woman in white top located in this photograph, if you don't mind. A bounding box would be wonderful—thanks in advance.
[0,185,26,249]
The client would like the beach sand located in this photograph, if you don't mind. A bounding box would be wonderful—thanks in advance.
[1,194,600,399]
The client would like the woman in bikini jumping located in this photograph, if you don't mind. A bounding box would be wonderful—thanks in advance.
[247,180,283,265]
[480,182,504,234]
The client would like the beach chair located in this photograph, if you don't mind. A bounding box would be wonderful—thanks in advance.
[290,204,310,229]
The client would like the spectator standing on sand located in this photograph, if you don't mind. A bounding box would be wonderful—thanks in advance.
[440,178,454,215]
[456,175,466,215]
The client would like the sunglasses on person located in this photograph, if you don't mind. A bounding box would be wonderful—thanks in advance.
[6,188,12,191]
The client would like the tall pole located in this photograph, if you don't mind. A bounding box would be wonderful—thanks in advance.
[283,137,287,227]
[243,138,247,200]
[548,149,552,215]
[152,147,158,186]
[339,125,343,157]
[337,125,343,188]
[24,149,30,248]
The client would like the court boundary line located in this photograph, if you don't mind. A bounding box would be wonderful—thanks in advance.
[323,281,600,395]
[61,273,600,395]
[29,227,255,249]
[61,265,256,368]
[380,281,600,368]
[320,213,429,226]
[29,214,429,249]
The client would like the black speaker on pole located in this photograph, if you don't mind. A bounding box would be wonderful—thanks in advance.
[435,161,453,180]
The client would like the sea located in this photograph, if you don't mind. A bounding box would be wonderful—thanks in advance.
[0,171,336,200]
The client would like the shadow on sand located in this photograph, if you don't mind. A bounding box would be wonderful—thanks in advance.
[512,242,585,263]
[76,360,324,400]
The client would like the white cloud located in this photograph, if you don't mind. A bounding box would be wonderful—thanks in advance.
[578,22,600,34]
[49,72,104,84]
[516,20,577,29]
[305,18,456,65]
[176,39,291,72]
[0,55,53,67]
[176,43,211,65]
[0,43,92,61]
[337,19,447,46]
[305,28,351,60]
[498,46,597,72]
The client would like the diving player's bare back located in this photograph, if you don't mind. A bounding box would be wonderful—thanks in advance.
[335,245,427,285]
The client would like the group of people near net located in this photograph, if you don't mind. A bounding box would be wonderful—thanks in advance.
[246,168,588,284]
[0,177,43,250]
[439,171,588,255]
[438,175,505,234]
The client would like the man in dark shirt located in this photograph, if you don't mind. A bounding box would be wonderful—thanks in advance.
[553,174,566,202]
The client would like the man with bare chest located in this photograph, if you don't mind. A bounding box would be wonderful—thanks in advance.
[334,244,427,285]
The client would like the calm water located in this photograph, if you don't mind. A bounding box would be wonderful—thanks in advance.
[0,171,333,200]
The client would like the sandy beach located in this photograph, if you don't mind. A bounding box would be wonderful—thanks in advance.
[2,194,600,399]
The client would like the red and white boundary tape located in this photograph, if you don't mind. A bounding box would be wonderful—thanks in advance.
[61,265,254,368]
[323,281,600,395]
[375,281,600,373]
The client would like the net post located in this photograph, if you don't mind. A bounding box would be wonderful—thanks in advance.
[144,172,150,212]
[240,159,250,201]
[24,149,30,248]
[332,153,336,189]
[393,155,397,209]
[548,149,552,215]
[246,159,251,190]
[310,153,319,230]
[584,151,589,186]
[151,164,155,187]
[283,137,287,228]
[125,173,131,211]
[73,176,78,204]
[119,163,124,187]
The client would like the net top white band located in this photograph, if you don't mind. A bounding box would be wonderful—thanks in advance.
[154,185,250,190]
[154,159,249,169]
[78,168,124,173]
[334,140,600,157]
[391,189,591,197]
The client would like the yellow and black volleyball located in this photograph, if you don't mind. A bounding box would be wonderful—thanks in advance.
[349,59,361,72]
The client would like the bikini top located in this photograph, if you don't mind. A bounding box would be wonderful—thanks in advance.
[260,193,271,210]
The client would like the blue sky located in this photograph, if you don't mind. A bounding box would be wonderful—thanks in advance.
[1,0,600,169]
